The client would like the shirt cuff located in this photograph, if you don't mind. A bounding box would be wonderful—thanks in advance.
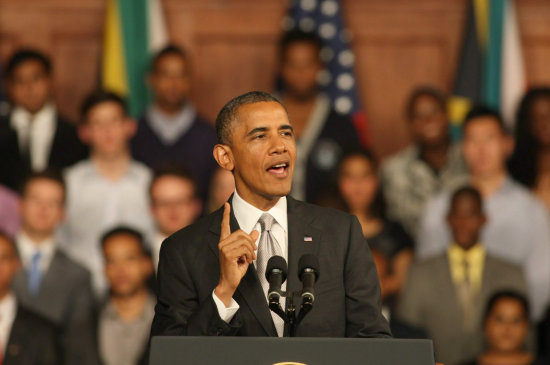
[212,290,239,323]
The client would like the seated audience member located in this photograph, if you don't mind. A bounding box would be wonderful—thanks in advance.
[149,166,201,270]
[417,106,550,321]
[508,87,550,211]
[371,248,427,339]
[336,149,413,299]
[399,186,527,365]
[0,231,60,365]
[278,30,360,203]
[12,171,98,365]
[206,167,235,213]
[0,49,87,191]
[381,86,467,237]
[131,45,217,201]
[461,291,544,365]
[61,90,154,295]
[0,184,19,237]
[98,227,155,365]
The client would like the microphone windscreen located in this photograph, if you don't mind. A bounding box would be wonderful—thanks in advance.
[266,255,288,281]
[298,254,319,280]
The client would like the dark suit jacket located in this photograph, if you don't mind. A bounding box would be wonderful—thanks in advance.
[12,249,99,365]
[4,306,61,365]
[0,113,87,191]
[151,195,391,338]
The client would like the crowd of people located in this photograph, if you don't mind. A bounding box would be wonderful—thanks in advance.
[0,29,550,365]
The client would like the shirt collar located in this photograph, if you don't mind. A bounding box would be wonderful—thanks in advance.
[11,102,55,126]
[231,190,288,234]
[81,159,142,180]
[448,242,485,262]
[0,292,17,320]
[16,231,56,268]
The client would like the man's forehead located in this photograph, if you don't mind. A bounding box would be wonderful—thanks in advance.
[236,101,289,127]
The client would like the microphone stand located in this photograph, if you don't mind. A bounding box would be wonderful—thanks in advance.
[268,289,312,337]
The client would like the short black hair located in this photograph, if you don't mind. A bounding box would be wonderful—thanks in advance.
[150,44,188,73]
[484,290,530,324]
[20,169,66,202]
[279,30,323,60]
[462,105,507,133]
[80,90,128,123]
[149,164,197,198]
[449,185,483,214]
[406,86,447,120]
[0,230,19,258]
[100,226,147,254]
[215,91,286,145]
[6,48,52,78]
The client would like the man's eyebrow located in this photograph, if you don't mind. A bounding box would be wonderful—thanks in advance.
[246,127,268,137]
[280,124,294,132]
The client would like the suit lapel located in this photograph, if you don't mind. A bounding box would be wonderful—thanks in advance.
[5,308,26,365]
[208,195,277,336]
[437,255,463,325]
[285,197,321,295]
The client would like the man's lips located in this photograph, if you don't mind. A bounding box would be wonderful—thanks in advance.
[266,162,290,177]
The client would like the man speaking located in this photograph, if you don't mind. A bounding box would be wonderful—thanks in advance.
[151,91,391,338]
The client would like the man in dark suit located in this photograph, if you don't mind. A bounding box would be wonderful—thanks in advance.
[11,171,99,365]
[151,91,390,338]
[0,231,60,365]
[131,45,217,201]
[0,49,87,191]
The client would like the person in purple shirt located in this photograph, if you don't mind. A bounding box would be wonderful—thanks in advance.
[0,184,20,237]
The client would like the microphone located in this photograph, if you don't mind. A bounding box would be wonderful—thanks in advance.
[298,254,320,306]
[265,255,288,304]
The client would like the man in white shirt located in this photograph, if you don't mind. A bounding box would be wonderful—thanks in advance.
[149,166,202,271]
[151,91,390,338]
[0,49,87,191]
[61,90,154,295]
[11,171,98,365]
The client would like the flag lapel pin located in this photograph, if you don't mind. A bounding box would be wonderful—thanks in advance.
[304,236,313,242]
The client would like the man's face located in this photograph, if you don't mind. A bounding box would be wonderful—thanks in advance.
[149,54,191,110]
[150,175,201,236]
[338,155,378,213]
[409,95,448,146]
[0,237,20,293]
[79,102,135,158]
[485,298,529,353]
[222,102,296,204]
[447,194,486,250]
[20,179,64,236]
[530,96,550,147]
[280,42,322,99]
[8,60,51,114]
[462,117,512,178]
[103,234,151,298]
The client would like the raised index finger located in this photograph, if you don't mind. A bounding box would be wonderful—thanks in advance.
[220,202,231,240]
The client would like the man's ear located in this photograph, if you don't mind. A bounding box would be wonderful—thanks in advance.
[213,144,234,172]
[77,125,90,145]
[504,134,515,158]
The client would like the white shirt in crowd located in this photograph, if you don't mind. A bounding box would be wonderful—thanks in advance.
[10,103,57,172]
[212,190,288,325]
[0,292,17,354]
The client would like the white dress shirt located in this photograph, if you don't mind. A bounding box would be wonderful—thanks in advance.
[16,231,56,273]
[10,103,57,172]
[0,292,17,354]
[213,190,288,325]
[152,231,167,273]
[60,159,154,296]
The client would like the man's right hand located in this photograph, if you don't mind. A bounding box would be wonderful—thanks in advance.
[214,203,259,307]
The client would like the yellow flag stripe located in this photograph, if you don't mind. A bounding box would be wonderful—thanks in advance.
[102,0,128,96]
[448,96,472,125]
[474,0,489,49]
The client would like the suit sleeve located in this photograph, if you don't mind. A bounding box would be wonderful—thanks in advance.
[150,236,243,336]
[344,216,392,338]
[63,270,101,365]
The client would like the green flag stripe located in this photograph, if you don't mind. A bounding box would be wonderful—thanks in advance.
[119,0,149,117]
[482,0,505,109]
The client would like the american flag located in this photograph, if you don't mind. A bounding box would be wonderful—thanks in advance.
[282,0,369,146]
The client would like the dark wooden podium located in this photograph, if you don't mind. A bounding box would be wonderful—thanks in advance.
[149,336,435,365]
